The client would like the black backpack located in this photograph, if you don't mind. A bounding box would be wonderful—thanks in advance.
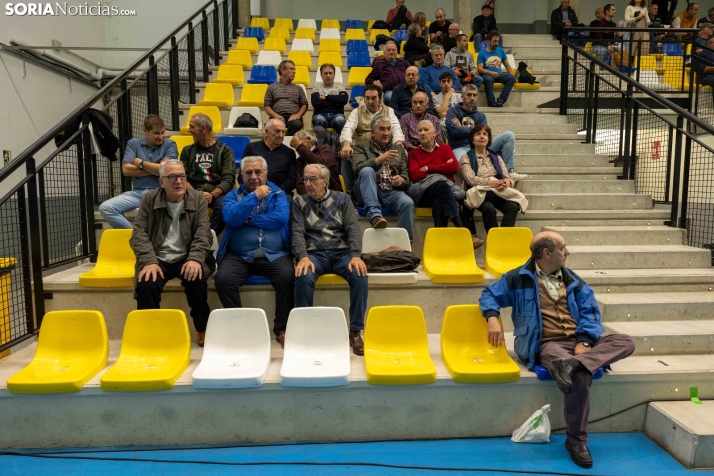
[516,61,537,85]
[233,112,259,128]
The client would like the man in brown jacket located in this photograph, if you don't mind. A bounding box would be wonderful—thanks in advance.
[130,159,215,346]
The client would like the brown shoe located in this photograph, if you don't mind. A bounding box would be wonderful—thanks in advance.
[349,330,364,356]
[197,331,206,347]
[276,331,285,348]
[370,216,388,229]
[472,235,484,249]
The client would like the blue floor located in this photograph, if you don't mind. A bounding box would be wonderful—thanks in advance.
[1,432,712,475]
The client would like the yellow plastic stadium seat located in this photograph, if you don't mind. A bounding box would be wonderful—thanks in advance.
[168,135,194,156]
[288,50,314,68]
[345,29,366,41]
[100,309,191,392]
[636,55,657,70]
[236,37,259,54]
[322,19,340,30]
[179,106,222,134]
[264,37,287,54]
[293,65,311,86]
[78,229,135,287]
[367,20,376,31]
[226,49,253,68]
[584,42,592,53]
[198,82,236,108]
[370,29,390,44]
[250,17,270,30]
[440,305,520,384]
[415,208,432,217]
[294,27,316,42]
[237,83,269,107]
[6,311,109,394]
[423,228,485,283]
[348,67,372,86]
[269,27,290,42]
[468,42,476,53]
[316,273,348,285]
[213,64,245,86]
[339,175,346,193]
[364,306,436,385]
[484,227,533,279]
[319,39,342,52]
[515,83,541,90]
[274,18,294,31]
[318,51,343,69]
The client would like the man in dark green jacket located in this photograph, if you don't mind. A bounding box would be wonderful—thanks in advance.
[130,159,215,346]
[180,112,236,233]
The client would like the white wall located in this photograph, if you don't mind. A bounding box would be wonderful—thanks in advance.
[262,0,454,21]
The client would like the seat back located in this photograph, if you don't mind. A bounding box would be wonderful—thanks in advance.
[214,64,245,86]
[96,229,135,269]
[226,49,253,68]
[293,65,311,86]
[274,18,294,31]
[345,28,366,41]
[362,228,411,253]
[249,64,278,84]
[288,50,314,68]
[347,39,368,52]
[320,28,341,41]
[184,106,222,132]
[423,227,476,270]
[297,19,317,30]
[283,307,349,355]
[168,135,194,156]
[319,39,341,52]
[33,310,108,365]
[367,20,376,31]
[243,26,265,42]
[662,43,683,56]
[347,51,371,69]
[502,54,516,72]
[256,51,282,68]
[636,55,657,70]
[318,51,343,69]
[227,106,263,131]
[484,227,533,279]
[441,304,509,364]
[291,39,315,53]
[346,19,363,29]
[263,37,287,54]
[294,27,316,41]
[370,29,390,44]
[237,83,269,107]
[321,19,340,30]
[348,66,372,86]
[199,82,235,106]
[365,306,430,356]
[269,27,290,42]
[201,308,270,359]
[315,67,343,86]
[236,37,259,54]
[218,135,252,165]
[394,30,408,43]
[250,17,270,30]
[118,309,190,361]
[350,85,365,107]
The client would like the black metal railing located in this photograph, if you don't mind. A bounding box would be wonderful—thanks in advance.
[561,27,714,257]
[0,0,239,352]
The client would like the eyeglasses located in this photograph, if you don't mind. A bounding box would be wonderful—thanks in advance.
[301,176,323,184]
[162,174,186,182]
[244,170,264,177]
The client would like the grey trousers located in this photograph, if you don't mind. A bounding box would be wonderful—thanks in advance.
[538,334,636,446]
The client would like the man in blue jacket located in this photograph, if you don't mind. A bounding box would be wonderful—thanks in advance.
[215,156,294,348]
[480,231,635,469]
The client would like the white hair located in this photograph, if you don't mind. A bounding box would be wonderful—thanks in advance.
[417,119,435,131]
[304,163,330,182]
[159,159,184,177]
[240,156,268,175]
[295,129,317,145]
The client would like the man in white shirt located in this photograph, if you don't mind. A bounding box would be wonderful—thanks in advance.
[432,72,462,134]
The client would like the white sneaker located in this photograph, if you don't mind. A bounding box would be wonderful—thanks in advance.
[509,171,528,183]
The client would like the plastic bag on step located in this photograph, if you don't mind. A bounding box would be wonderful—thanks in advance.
[511,404,551,443]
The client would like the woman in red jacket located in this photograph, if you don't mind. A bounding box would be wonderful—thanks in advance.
[407,120,467,231]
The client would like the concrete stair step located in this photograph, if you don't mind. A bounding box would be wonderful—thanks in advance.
[515,143,596,154]
[488,123,578,135]
[576,268,714,293]
[543,226,686,246]
[516,155,611,168]
[645,401,714,469]
[519,166,616,176]
[507,47,562,60]
[516,59,561,71]
[501,35,558,47]
[605,320,714,355]
[485,114,568,125]
[518,179,633,193]
[527,193,652,211]
[522,173,620,180]
[598,292,714,323]
[508,133,582,141]
[567,245,712,270]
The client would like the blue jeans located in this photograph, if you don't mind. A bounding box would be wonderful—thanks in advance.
[354,167,414,239]
[464,74,484,90]
[312,113,347,133]
[294,249,368,330]
[210,194,226,234]
[340,157,355,196]
[383,90,393,105]
[481,73,516,106]
[99,189,153,229]
[452,130,516,172]
[591,45,608,63]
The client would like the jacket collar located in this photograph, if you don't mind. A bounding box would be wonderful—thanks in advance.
[522,258,577,288]
[152,188,198,211]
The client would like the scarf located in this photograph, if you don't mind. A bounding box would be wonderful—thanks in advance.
[466,148,503,179]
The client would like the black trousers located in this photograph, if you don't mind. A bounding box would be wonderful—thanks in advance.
[135,257,211,332]
[389,5,411,31]
[461,201,477,235]
[418,181,460,228]
[477,190,519,233]
[280,114,303,136]
[214,253,295,335]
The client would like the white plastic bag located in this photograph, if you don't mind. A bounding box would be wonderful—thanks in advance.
[511,404,551,443]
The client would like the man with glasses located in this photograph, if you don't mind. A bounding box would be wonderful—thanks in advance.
[443,22,461,53]
[131,160,214,347]
[180,112,236,233]
[291,130,342,196]
[243,118,297,196]
[214,156,293,348]
[293,163,368,355]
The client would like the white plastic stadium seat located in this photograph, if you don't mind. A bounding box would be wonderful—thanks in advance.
[211,229,218,259]
[319,28,341,41]
[224,107,264,136]
[192,309,271,389]
[256,50,282,68]
[502,54,516,72]
[314,67,343,86]
[280,307,351,387]
[297,19,317,30]
[362,228,418,284]
[291,39,315,53]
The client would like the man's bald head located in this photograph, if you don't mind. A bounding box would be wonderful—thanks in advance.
[531,231,569,274]
[530,231,563,258]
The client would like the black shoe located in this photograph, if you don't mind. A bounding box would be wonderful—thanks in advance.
[495,102,504,107]
[545,358,583,394]
[565,440,593,468]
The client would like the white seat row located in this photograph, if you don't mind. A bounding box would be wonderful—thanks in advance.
[225,107,264,136]
[319,28,341,41]
[297,19,317,30]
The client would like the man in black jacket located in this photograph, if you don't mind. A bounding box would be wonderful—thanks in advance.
[471,4,501,47]
[551,0,582,41]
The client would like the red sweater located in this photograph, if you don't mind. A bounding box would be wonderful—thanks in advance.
[407,144,459,183]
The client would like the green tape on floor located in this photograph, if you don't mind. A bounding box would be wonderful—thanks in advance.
[690,387,703,404]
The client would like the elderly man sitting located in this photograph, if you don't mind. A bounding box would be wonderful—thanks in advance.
[480,231,635,469]
[214,156,293,347]
[180,112,236,234]
[131,160,214,347]
[293,163,368,355]
[399,91,443,151]
[352,115,415,239]
[264,60,308,135]
[407,120,464,229]
[243,118,296,195]
[291,130,342,196]
[389,65,434,119]
[365,40,410,106]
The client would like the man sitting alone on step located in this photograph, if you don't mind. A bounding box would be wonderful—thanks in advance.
[479,231,635,469]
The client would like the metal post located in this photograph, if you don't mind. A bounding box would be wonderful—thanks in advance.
[584,61,595,143]
[147,55,159,115]
[629,102,639,181]
[664,124,674,202]
[188,22,197,104]
[213,3,221,65]
[15,185,37,334]
[81,114,98,261]
[119,81,133,192]
[560,43,569,115]
[669,116,685,227]
[222,0,229,51]
[622,85,634,179]
[37,169,50,268]
[617,93,626,165]
[24,158,45,323]
[169,37,181,131]
[581,61,590,137]
[678,135,692,230]
[201,13,210,82]
[591,76,600,140]
[231,0,239,37]
[76,132,89,256]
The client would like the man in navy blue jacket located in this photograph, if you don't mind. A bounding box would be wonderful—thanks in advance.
[480,231,635,469]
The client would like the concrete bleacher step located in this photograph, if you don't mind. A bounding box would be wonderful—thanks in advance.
[519,167,618,179]
[486,114,568,125]
[598,291,714,322]
[645,401,714,469]
[605,320,714,355]
[488,123,578,135]
[500,35,558,47]
[566,245,712,270]
[527,193,652,210]
[515,142,595,154]
[507,46,562,60]
[519,179,633,193]
[543,225,686,246]
[578,268,714,294]
[516,154,610,167]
